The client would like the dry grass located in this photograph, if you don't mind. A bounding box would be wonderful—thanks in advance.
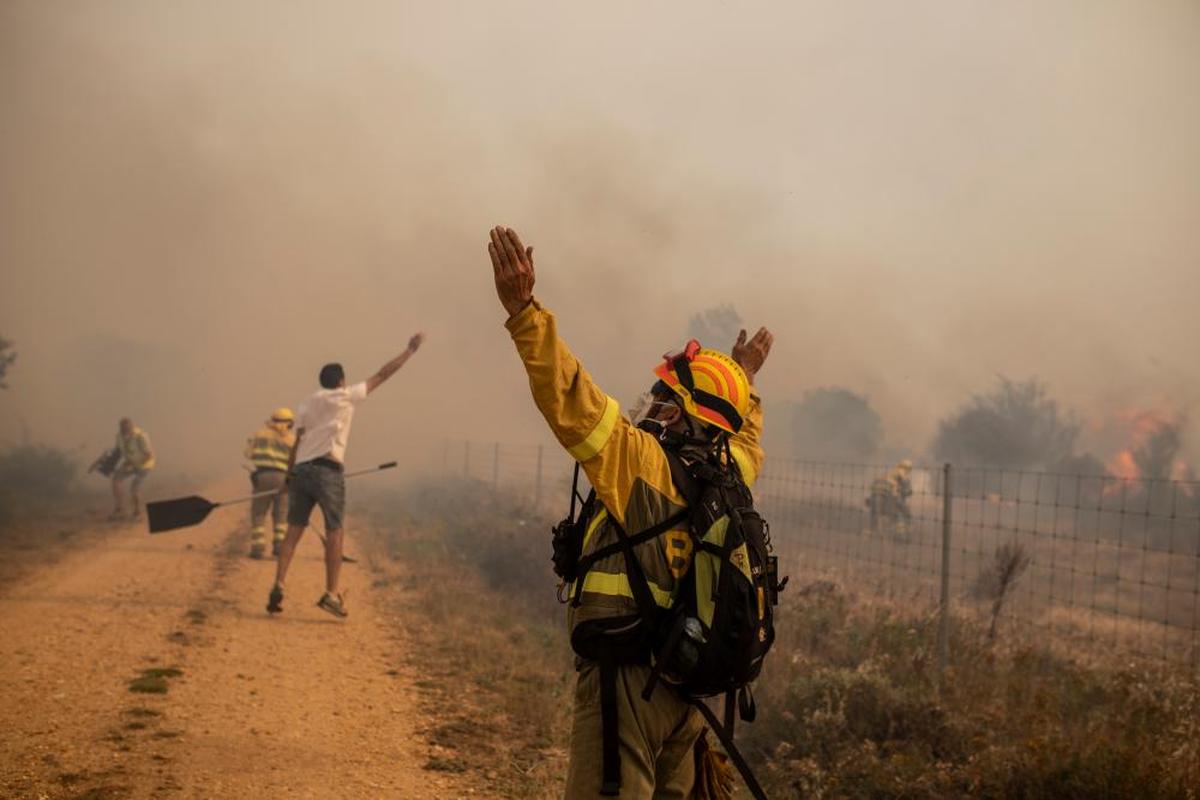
[362,479,573,799]
[366,477,1199,799]
[743,578,1200,799]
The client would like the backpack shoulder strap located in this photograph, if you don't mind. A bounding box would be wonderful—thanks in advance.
[598,654,622,796]
[664,447,703,507]
[691,699,769,800]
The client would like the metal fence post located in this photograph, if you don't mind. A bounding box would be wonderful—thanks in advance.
[937,462,953,689]
[535,444,544,507]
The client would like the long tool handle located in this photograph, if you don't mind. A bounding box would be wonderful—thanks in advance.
[212,487,287,509]
[344,461,398,478]
[215,461,398,508]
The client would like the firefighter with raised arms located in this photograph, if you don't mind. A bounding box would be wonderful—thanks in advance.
[488,226,776,799]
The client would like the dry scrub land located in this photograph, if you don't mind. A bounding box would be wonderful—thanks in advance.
[2,478,1196,799]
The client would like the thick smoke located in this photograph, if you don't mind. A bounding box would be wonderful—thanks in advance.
[2,1,1197,485]
[792,388,883,463]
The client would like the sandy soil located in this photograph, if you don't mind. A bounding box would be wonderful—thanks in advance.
[0,501,478,799]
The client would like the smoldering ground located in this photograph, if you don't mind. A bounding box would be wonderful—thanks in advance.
[1,0,1198,482]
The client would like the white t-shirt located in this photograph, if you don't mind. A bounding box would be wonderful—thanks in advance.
[294,382,369,465]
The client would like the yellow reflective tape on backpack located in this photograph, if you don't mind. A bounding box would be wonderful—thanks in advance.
[567,395,620,463]
[695,515,754,626]
[581,570,674,608]
[731,447,758,486]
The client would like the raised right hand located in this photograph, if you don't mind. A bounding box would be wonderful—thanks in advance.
[488,226,536,318]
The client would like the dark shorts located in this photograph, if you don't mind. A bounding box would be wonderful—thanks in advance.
[287,460,346,530]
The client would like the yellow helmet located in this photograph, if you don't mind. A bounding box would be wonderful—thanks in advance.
[270,407,295,424]
[653,340,751,434]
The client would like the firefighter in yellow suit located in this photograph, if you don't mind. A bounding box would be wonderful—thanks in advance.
[867,459,914,536]
[110,417,156,520]
[488,227,774,799]
[243,408,296,559]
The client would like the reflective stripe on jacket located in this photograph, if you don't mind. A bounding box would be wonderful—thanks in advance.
[244,425,295,472]
[117,428,155,471]
[505,300,765,631]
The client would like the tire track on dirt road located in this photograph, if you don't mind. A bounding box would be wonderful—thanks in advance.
[0,500,474,799]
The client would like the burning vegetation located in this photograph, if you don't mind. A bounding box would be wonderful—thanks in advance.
[929,378,1195,492]
[1104,408,1194,485]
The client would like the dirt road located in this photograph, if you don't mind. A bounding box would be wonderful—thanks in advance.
[0,501,475,799]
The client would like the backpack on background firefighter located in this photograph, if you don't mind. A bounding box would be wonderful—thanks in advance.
[551,345,787,800]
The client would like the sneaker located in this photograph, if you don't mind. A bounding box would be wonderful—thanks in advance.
[267,584,284,614]
[316,592,348,619]
[271,540,282,557]
[249,544,265,560]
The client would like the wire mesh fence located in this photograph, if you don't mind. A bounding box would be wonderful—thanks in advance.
[757,460,1200,668]
[441,439,575,508]
[444,440,1200,669]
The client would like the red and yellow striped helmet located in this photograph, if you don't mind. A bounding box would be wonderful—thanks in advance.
[653,340,751,434]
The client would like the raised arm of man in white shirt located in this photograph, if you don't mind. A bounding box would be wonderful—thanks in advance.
[366,332,426,394]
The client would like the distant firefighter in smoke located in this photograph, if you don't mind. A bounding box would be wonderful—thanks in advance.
[867,459,913,536]
[99,417,156,521]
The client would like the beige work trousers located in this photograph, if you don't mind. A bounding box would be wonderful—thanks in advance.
[249,469,288,543]
[564,662,705,799]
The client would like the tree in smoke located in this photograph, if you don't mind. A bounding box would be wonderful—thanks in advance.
[1131,416,1188,481]
[792,387,882,462]
[0,337,14,389]
[687,305,743,350]
[931,377,1079,470]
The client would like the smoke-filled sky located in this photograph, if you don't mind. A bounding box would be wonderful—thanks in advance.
[2,0,1197,480]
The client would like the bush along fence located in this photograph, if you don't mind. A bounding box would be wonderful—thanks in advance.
[443,440,1200,671]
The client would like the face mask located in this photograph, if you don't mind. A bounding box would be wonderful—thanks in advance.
[628,392,655,426]
[633,398,676,426]
[633,395,685,441]
[636,416,668,436]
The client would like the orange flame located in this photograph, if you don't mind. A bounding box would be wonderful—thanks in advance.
[1102,407,1194,495]
[1107,449,1139,482]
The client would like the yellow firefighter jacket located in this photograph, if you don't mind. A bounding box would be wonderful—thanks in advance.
[506,300,765,633]
[244,425,296,472]
[117,427,155,471]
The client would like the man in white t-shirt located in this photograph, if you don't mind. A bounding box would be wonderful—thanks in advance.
[268,332,424,618]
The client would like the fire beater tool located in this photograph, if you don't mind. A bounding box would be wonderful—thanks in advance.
[146,462,397,534]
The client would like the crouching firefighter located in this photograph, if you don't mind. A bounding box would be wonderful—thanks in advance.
[243,408,296,559]
[488,226,785,799]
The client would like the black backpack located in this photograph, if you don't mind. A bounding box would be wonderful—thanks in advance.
[551,441,786,798]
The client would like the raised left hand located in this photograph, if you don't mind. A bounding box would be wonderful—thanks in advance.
[732,327,774,383]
